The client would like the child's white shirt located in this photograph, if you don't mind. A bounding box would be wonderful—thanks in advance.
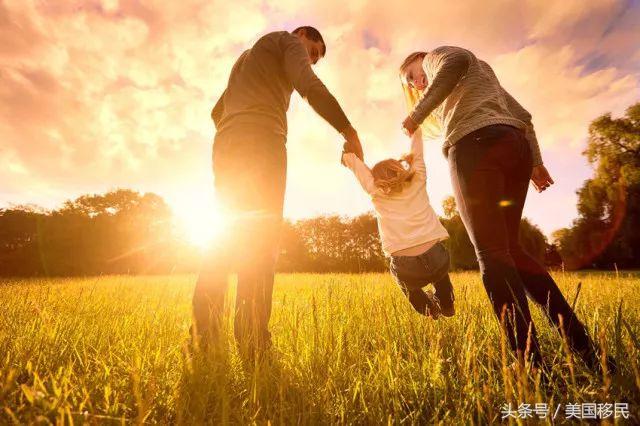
[342,131,449,256]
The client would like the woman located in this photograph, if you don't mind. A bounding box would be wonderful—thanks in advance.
[398,46,615,373]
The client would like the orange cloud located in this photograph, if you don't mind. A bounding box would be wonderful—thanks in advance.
[1,0,638,236]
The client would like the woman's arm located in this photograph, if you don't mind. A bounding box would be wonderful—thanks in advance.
[342,153,379,195]
[501,89,553,191]
[502,88,543,166]
[408,47,472,127]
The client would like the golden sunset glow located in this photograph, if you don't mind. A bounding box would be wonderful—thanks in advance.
[1,2,639,423]
[172,193,225,249]
[1,1,638,238]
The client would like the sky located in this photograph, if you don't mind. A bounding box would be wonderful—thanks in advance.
[1,0,639,238]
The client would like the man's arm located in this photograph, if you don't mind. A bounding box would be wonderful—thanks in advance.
[211,90,226,129]
[281,35,352,131]
[406,47,472,129]
[281,34,362,159]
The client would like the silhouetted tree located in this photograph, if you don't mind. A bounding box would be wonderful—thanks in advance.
[0,192,556,275]
[545,244,563,269]
[0,190,199,276]
[277,220,312,272]
[280,214,386,272]
[554,102,640,269]
[442,196,458,219]
[439,196,547,270]
[0,205,47,275]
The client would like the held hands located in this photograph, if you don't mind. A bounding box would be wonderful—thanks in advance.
[531,164,554,192]
[402,114,554,193]
[402,115,419,136]
[340,142,350,167]
[341,125,364,161]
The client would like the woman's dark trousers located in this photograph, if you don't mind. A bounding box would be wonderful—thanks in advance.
[448,125,596,368]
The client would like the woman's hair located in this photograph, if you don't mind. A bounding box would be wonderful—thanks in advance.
[371,154,416,195]
[399,51,427,76]
[399,51,442,139]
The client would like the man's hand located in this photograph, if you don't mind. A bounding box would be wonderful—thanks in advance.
[341,125,363,161]
[531,164,554,192]
[402,116,419,136]
[340,142,350,167]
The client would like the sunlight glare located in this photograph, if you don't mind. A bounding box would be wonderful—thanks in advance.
[171,192,226,250]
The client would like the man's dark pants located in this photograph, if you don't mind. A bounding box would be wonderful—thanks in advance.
[448,124,595,367]
[192,128,286,351]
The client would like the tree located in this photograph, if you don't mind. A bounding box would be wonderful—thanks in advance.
[518,218,547,263]
[0,205,48,275]
[279,214,386,273]
[0,189,187,276]
[554,102,640,269]
[442,196,458,219]
[277,220,312,272]
[439,197,548,270]
[0,190,552,276]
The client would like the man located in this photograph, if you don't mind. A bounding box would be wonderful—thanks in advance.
[193,26,363,354]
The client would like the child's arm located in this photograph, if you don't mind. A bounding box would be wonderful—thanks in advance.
[342,152,379,195]
[410,128,427,176]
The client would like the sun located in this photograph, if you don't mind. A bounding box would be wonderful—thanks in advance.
[170,192,226,250]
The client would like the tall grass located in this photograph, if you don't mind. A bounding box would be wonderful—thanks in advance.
[0,272,638,423]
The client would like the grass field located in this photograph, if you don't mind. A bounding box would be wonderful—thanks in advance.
[1,272,639,424]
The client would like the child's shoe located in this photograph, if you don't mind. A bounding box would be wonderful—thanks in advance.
[435,294,455,317]
[424,290,442,319]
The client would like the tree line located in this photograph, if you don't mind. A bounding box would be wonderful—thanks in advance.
[1,102,638,276]
[0,191,198,276]
[0,189,548,276]
[276,200,549,273]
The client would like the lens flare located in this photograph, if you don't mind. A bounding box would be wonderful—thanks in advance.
[170,193,225,250]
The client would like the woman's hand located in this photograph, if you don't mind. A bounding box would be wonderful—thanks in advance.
[402,116,418,136]
[531,164,554,192]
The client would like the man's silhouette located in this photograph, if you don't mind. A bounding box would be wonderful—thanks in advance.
[193,26,362,353]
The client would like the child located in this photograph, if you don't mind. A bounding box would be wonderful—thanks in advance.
[342,129,454,318]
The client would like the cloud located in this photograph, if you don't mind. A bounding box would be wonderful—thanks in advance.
[0,0,266,193]
[493,43,639,150]
[1,0,639,236]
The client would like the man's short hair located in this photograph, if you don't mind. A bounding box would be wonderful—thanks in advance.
[292,26,326,56]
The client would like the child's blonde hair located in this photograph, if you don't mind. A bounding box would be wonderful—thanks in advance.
[371,154,415,195]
